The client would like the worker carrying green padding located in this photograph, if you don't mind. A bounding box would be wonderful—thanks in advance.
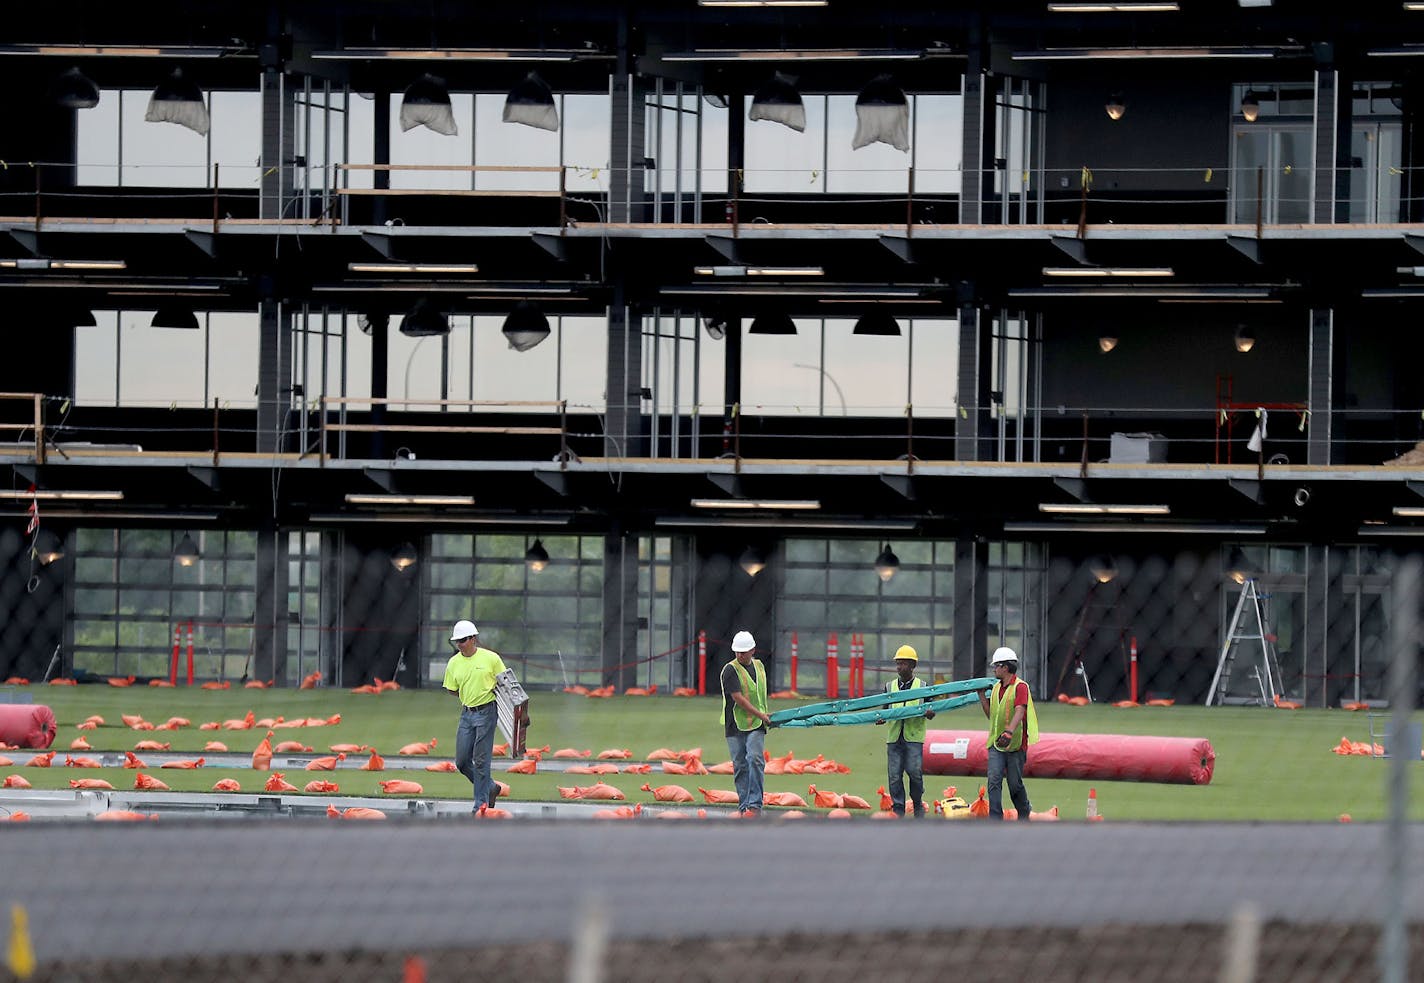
[769,677,995,728]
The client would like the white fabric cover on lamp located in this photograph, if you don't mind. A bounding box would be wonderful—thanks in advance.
[852,75,908,152]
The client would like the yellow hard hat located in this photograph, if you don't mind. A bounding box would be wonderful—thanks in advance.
[894,644,918,663]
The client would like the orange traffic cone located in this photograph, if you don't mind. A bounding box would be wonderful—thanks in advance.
[1086,788,1103,821]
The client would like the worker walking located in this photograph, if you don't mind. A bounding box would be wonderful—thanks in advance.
[443,620,526,814]
[880,644,935,817]
[977,646,1039,821]
[720,630,774,817]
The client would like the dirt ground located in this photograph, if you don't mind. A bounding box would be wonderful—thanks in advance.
[12,923,1422,983]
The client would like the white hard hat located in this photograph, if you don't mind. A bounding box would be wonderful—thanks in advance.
[731,630,756,652]
[450,620,478,642]
[990,647,1018,666]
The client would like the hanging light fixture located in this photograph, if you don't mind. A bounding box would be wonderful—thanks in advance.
[1234,325,1256,353]
[1098,332,1119,354]
[852,74,910,152]
[391,542,418,572]
[502,301,551,351]
[749,72,806,132]
[702,312,729,341]
[1089,554,1119,584]
[852,311,901,336]
[399,298,450,337]
[1225,546,1250,586]
[399,73,457,135]
[739,546,766,578]
[174,532,200,567]
[1105,92,1126,121]
[748,312,797,335]
[873,543,900,582]
[1240,90,1260,123]
[151,304,200,330]
[525,539,550,573]
[52,67,100,109]
[33,528,65,566]
[146,67,209,136]
[504,72,559,131]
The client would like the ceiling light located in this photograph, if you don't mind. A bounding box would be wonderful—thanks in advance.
[748,312,798,335]
[656,516,918,531]
[1240,91,1260,122]
[852,312,901,336]
[0,490,123,501]
[1089,554,1119,583]
[1225,546,1251,585]
[146,67,209,136]
[504,72,559,132]
[0,259,125,270]
[1038,503,1172,515]
[1234,325,1256,353]
[174,532,200,567]
[1105,92,1126,120]
[874,543,900,583]
[1042,267,1174,277]
[348,263,480,274]
[525,539,550,572]
[749,72,806,132]
[1048,2,1180,10]
[1098,333,1119,353]
[345,494,477,506]
[695,265,824,276]
[690,499,821,510]
[1015,46,1280,60]
[665,48,922,61]
[314,48,604,62]
[1392,507,1424,517]
[33,529,65,566]
[52,67,100,109]
[700,1,829,6]
[738,546,766,577]
[1005,522,1266,535]
[400,73,456,135]
[391,542,419,572]
[312,513,569,525]
[502,301,551,351]
[399,298,450,337]
[151,305,200,330]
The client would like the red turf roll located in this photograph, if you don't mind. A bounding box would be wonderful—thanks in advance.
[0,703,58,750]
[922,729,1215,785]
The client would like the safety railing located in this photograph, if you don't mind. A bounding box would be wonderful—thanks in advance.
[317,396,570,466]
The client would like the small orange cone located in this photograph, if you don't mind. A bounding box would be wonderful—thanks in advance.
[403,955,426,983]
[1086,788,1103,821]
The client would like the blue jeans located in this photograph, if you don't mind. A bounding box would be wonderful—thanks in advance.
[986,746,1032,821]
[456,702,499,810]
[886,739,925,816]
[726,728,766,813]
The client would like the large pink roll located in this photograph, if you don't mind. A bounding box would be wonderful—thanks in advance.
[923,730,1215,785]
[0,704,57,750]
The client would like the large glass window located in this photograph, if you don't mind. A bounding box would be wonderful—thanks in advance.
[75,310,261,410]
[76,89,261,188]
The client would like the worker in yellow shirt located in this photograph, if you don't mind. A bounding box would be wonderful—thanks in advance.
[443,620,526,813]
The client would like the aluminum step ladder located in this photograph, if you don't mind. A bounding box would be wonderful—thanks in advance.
[1206,578,1284,706]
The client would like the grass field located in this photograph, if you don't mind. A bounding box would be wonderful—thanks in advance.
[4,685,1422,820]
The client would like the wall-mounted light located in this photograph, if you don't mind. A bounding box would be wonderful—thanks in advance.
[345,494,476,506]
[690,499,821,510]
[502,301,551,351]
[1240,90,1260,122]
[1098,333,1119,353]
[146,67,209,135]
[1039,503,1171,515]
[174,532,200,567]
[739,546,766,577]
[525,538,550,572]
[1234,325,1256,353]
[1105,92,1126,120]
[1089,554,1119,583]
[400,73,457,135]
[391,542,419,572]
[873,543,900,582]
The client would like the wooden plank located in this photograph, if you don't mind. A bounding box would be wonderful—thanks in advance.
[338,163,562,173]
[326,424,562,435]
[335,188,561,198]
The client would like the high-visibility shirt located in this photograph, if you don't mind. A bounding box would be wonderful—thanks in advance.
[721,658,768,731]
[986,675,1039,752]
[442,647,507,708]
[884,676,927,744]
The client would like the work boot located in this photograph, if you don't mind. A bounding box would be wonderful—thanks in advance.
[912,802,926,818]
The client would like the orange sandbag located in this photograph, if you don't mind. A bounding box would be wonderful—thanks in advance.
[65,755,101,768]
[877,786,894,811]
[203,741,229,752]
[3,774,32,788]
[123,753,147,769]
[572,782,625,801]
[25,752,55,768]
[841,793,871,810]
[304,780,340,793]
[763,791,808,808]
[1003,805,1061,821]
[264,773,298,792]
[212,779,242,791]
[697,787,740,805]
[620,763,652,774]
[0,704,57,749]
[597,748,632,760]
[807,784,843,809]
[826,808,852,819]
[160,758,206,769]
[506,757,538,775]
[969,786,989,817]
[95,810,157,821]
[644,748,678,761]
[304,754,345,771]
[251,731,274,771]
[69,778,115,790]
[134,772,170,791]
[274,741,312,753]
[397,739,437,755]
[133,740,170,751]
[6,812,31,821]
[326,805,386,820]
[329,743,367,753]
[553,748,592,759]
[591,805,642,819]
[378,779,425,795]
[69,737,92,751]
[358,749,385,771]
[640,782,694,802]
[425,761,458,772]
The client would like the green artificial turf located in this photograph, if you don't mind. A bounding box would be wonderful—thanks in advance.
[5,686,1423,820]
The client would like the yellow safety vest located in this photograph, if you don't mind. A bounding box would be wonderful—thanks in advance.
[884,677,927,744]
[987,676,1039,752]
[721,658,768,731]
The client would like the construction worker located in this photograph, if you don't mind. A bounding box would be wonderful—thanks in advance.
[442,620,527,814]
[720,630,774,817]
[977,646,1039,821]
[879,644,936,817]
